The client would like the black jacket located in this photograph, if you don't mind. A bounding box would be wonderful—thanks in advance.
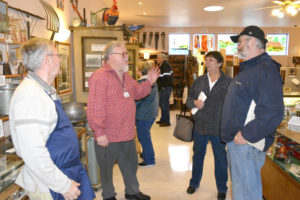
[221,52,284,151]
[157,61,173,89]
[186,71,232,136]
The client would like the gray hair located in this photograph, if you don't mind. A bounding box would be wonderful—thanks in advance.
[254,37,266,50]
[104,40,126,62]
[137,61,152,75]
[157,53,166,61]
[21,38,54,71]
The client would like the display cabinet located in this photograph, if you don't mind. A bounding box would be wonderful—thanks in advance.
[126,43,139,80]
[261,126,300,200]
[71,27,124,103]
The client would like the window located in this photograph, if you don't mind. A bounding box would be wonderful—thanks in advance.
[266,34,289,56]
[193,34,215,55]
[217,34,238,55]
[169,33,190,55]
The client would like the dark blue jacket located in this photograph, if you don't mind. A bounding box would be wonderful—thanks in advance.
[221,52,284,151]
[135,77,159,120]
[157,61,173,89]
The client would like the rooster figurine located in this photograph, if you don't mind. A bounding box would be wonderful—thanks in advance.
[98,0,119,25]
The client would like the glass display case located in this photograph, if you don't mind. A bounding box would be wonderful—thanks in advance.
[0,134,26,200]
[261,126,300,200]
[0,115,87,199]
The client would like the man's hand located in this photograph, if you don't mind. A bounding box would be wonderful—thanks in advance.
[147,67,160,85]
[194,99,205,110]
[63,180,81,200]
[234,131,247,145]
[96,135,109,147]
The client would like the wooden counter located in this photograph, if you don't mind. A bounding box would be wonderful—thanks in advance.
[261,127,300,200]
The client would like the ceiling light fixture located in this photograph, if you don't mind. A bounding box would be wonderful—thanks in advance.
[271,0,300,18]
[138,2,142,5]
[203,6,224,12]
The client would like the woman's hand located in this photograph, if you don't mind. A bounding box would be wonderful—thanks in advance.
[194,99,205,110]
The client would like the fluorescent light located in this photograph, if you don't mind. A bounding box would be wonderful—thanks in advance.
[203,6,224,12]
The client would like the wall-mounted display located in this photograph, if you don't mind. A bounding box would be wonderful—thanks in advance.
[81,37,118,92]
[217,34,237,55]
[0,0,8,33]
[169,33,190,55]
[193,34,215,55]
[55,42,71,94]
[266,34,289,56]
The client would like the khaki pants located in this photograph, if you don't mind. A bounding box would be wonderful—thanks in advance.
[26,188,53,200]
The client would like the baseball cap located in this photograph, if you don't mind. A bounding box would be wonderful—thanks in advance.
[230,25,268,44]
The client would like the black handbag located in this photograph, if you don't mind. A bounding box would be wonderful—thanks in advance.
[173,105,194,142]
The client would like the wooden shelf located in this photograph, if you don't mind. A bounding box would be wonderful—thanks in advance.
[0,116,8,122]
[0,39,22,45]
[5,74,23,78]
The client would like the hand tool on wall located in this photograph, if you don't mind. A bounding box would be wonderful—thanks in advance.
[148,32,153,46]
[39,0,60,41]
[143,32,146,46]
[161,32,165,50]
[155,32,159,49]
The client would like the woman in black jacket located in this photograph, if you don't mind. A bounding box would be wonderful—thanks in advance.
[185,51,231,200]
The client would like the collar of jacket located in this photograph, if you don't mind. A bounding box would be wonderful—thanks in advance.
[239,52,270,72]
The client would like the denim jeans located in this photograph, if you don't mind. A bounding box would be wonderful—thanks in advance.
[136,118,155,164]
[159,86,172,123]
[227,141,266,200]
[189,132,228,193]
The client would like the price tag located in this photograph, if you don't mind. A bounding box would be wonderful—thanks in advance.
[123,91,130,98]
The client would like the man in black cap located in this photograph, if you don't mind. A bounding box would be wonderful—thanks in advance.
[221,25,284,200]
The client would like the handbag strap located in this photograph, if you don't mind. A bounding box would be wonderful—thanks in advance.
[179,104,188,116]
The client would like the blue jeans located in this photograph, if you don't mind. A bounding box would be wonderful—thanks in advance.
[136,118,155,164]
[159,86,172,124]
[227,141,266,200]
[190,132,228,193]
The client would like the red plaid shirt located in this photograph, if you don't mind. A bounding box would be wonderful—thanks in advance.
[87,63,151,142]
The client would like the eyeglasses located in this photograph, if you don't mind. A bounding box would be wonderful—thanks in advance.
[47,53,63,58]
[111,52,128,57]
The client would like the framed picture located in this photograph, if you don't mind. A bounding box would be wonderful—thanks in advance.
[0,0,8,33]
[57,0,64,11]
[55,42,72,94]
[81,36,118,91]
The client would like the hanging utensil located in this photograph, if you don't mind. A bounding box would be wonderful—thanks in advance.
[39,0,60,40]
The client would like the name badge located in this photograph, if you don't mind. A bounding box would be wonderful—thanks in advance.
[123,91,130,98]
